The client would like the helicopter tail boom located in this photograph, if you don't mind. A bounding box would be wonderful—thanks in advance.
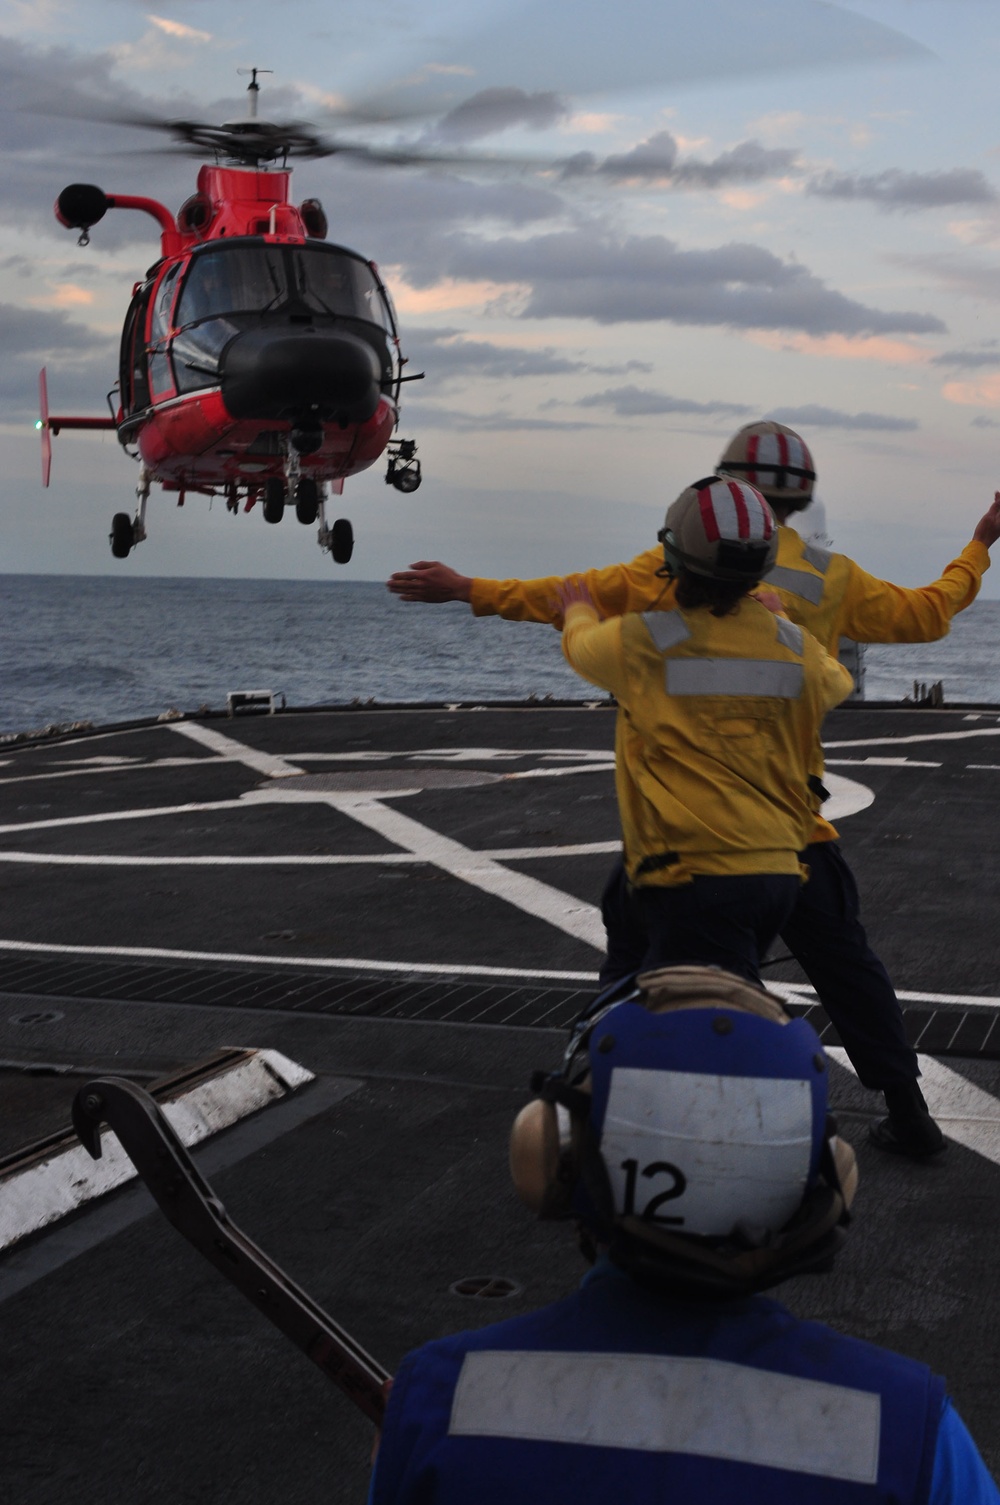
[37,367,118,487]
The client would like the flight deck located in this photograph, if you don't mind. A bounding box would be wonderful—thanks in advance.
[1,702,999,1502]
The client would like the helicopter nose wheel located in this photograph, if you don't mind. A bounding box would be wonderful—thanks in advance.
[110,512,134,559]
[331,517,354,564]
[262,477,286,524]
[295,477,319,525]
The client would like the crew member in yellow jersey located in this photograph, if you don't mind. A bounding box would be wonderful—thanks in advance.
[387,421,1000,1158]
[559,475,853,981]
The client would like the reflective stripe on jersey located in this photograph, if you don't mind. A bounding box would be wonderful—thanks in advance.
[642,610,691,651]
[449,1350,881,1484]
[764,565,825,606]
[802,543,831,573]
[665,659,804,698]
[776,617,805,654]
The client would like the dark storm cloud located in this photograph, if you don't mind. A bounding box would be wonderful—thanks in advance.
[765,404,918,432]
[403,401,595,432]
[576,386,751,418]
[0,302,98,354]
[428,88,569,143]
[419,229,945,335]
[931,346,1000,369]
[807,167,997,211]
[0,302,117,420]
[404,328,652,381]
[564,131,798,187]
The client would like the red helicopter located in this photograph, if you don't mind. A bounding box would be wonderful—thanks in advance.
[39,71,426,563]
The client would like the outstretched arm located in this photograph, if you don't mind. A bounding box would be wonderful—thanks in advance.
[388,548,672,628]
[840,494,999,644]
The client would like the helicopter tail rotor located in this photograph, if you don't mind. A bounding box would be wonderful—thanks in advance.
[38,368,51,488]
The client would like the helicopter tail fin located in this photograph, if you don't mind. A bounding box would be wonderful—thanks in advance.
[39,368,52,487]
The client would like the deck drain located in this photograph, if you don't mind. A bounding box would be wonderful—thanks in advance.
[449,1275,523,1300]
[265,769,502,794]
[9,1009,64,1025]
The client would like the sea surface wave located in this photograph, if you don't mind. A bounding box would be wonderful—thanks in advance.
[2,575,998,735]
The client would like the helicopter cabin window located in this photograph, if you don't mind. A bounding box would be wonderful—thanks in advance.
[149,262,182,342]
[177,246,289,326]
[289,247,396,333]
[171,241,397,395]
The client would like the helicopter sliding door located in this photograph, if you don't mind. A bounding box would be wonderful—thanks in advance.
[147,261,182,401]
[119,280,155,418]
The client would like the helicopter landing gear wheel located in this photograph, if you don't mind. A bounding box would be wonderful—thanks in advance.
[110,512,134,559]
[263,477,286,524]
[331,517,354,564]
[295,477,319,525]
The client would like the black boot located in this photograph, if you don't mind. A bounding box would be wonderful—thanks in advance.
[870,1080,946,1159]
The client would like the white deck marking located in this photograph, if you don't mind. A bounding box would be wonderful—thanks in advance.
[168,720,303,778]
[826,727,1000,749]
[313,792,605,950]
[827,1048,1000,1165]
[0,799,251,834]
[0,839,622,867]
[0,757,259,788]
[0,851,422,866]
[502,763,615,780]
[768,981,1000,1010]
[0,938,597,983]
[825,758,941,768]
[822,772,874,821]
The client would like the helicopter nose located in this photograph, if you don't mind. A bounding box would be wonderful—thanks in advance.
[219,328,382,425]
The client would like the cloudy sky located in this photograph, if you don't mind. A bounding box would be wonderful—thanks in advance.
[3,0,1000,590]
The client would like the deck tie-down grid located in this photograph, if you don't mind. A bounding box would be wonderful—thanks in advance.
[0,956,998,1057]
[0,955,594,1030]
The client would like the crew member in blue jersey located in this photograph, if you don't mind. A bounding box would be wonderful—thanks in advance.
[369,967,998,1505]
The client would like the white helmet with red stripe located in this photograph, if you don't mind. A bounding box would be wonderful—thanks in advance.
[659,475,778,582]
[717,420,815,511]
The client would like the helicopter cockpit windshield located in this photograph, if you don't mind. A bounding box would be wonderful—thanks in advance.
[169,241,397,397]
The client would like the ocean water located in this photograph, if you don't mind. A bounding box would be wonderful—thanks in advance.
[2,574,999,735]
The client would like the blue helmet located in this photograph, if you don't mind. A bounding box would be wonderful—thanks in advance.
[511,966,856,1296]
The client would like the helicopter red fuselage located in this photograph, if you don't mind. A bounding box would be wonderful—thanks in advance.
[112,163,402,497]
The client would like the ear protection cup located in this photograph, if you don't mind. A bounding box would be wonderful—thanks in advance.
[831,1133,859,1212]
[510,1098,565,1215]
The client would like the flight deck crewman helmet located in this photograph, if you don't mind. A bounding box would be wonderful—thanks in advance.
[716,420,816,511]
[658,476,779,584]
[510,967,857,1297]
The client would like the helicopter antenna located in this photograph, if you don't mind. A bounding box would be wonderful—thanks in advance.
[237,67,272,120]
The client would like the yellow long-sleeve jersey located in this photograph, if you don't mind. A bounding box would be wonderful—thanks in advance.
[471,527,989,655]
[562,599,854,886]
[472,527,988,845]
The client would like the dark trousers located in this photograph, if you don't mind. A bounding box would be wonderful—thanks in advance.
[599,842,918,1088]
[603,870,800,989]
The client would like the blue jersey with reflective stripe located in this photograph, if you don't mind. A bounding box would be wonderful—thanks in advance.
[370,1267,948,1505]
